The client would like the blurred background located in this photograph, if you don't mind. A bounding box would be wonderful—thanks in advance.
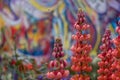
[0,0,120,64]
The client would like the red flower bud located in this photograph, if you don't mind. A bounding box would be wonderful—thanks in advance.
[11,59,16,65]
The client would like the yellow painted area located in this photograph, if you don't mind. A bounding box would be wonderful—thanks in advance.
[19,38,27,49]
[28,32,34,39]
[28,32,44,43]
[63,54,68,59]
[28,0,61,12]
[80,1,100,56]
[91,25,101,56]
[109,24,115,33]
[34,33,43,42]
[32,41,37,48]
[53,23,59,37]
[82,0,97,20]
[77,0,84,10]
[0,16,5,29]
[15,24,21,30]
[58,1,65,14]
[58,2,69,49]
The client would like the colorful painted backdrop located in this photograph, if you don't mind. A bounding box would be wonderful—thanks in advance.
[0,0,120,63]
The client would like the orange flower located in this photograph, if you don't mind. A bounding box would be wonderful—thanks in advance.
[26,64,33,70]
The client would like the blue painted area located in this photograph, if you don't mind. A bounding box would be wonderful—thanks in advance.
[18,48,44,56]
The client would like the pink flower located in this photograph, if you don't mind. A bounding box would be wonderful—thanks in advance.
[63,70,69,77]
[116,27,120,34]
[71,56,77,63]
[82,24,89,30]
[50,72,55,79]
[76,24,81,30]
[77,47,81,52]
[74,35,79,40]
[71,45,76,52]
[52,52,56,57]
[71,65,76,71]
[97,68,104,74]
[61,52,64,57]
[47,72,55,79]
[72,35,75,39]
[70,78,75,80]
[86,34,91,39]
[49,61,54,67]
[56,72,62,79]
[60,64,64,68]
[63,60,67,67]
[54,60,58,67]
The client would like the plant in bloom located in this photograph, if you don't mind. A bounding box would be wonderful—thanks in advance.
[97,29,114,80]
[70,9,92,80]
[46,38,69,80]
[111,19,120,80]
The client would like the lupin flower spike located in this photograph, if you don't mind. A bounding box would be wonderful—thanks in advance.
[97,29,114,80]
[111,19,120,80]
[70,9,92,80]
[46,38,69,79]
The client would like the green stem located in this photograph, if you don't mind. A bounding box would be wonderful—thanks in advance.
[14,41,18,61]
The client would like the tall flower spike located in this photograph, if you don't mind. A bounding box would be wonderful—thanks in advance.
[46,38,69,79]
[70,9,92,80]
[111,19,120,80]
[97,29,114,80]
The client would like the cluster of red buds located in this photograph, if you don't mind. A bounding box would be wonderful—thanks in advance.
[111,20,120,80]
[71,74,90,80]
[70,9,92,80]
[10,59,33,72]
[46,38,69,79]
[112,21,120,58]
[97,29,114,80]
